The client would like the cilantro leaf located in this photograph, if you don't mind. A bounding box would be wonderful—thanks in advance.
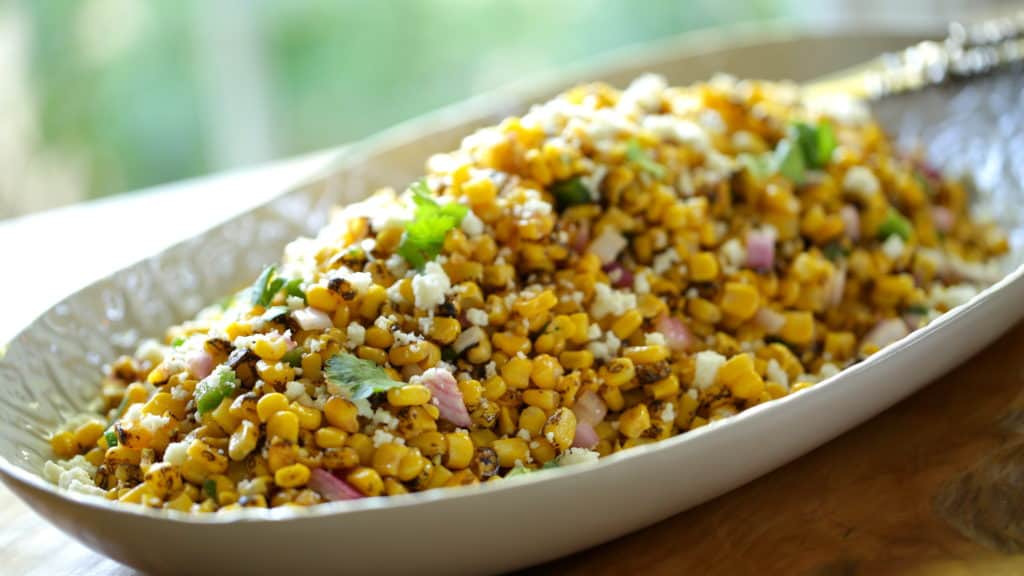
[738,152,772,180]
[203,479,218,500]
[195,369,238,414]
[324,352,402,400]
[905,303,929,315]
[397,180,468,269]
[506,464,533,477]
[550,177,592,210]
[626,139,666,179]
[171,337,185,348]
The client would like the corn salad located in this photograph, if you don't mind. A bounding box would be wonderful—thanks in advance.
[45,74,1007,512]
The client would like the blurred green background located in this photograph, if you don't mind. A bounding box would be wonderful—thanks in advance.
[3,0,1002,219]
[0,0,788,218]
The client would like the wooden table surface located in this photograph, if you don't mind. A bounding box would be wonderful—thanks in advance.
[6,323,1024,576]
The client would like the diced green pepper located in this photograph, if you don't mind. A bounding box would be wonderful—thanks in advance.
[195,369,238,414]
[877,208,912,241]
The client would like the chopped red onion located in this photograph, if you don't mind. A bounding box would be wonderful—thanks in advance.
[745,230,775,271]
[932,206,955,234]
[420,368,472,428]
[863,318,909,350]
[308,468,365,501]
[572,390,608,427]
[603,262,634,289]
[588,228,627,265]
[293,307,333,331]
[654,315,694,352]
[572,422,600,449]
[825,266,846,308]
[186,350,213,380]
[840,204,860,241]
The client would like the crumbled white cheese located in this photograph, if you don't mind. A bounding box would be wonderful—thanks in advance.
[393,330,420,346]
[694,350,727,389]
[882,234,905,260]
[284,381,306,401]
[842,166,881,197]
[619,73,667,112]
[929,283,979,309]
[590,283,637,320]
[652,248,681,275]
[645,332,667,347]
[353,397,373,418]
[484,361,498,379]
[163,441,190,466]
[412,261,452,310]
[286,295,306,310]
[372,429,404,447]
[372,408,399,430]
[461,209,485,237]
[556,447,600,466]
[346,322,366,349]
[633,271,650,295]
[466,308,489,327]
[516,428,532,441]
[307,338,323,353]
[334,270,373,294]
[661,402,676,423]
[719,238,747,270]
[418,316,435,335]
[819,363,840,380]
[140,413,170,433]
[766,359,789,389]
[586,323,603,341]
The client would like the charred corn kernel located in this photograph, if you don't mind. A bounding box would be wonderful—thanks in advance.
[266,441,298,472]
[324,397,360,433]
[445,431,474,470]
[267,411,300,443]
[483,376,507,401]
[397,451,429,482]
[384,477,409,496]
[522,385,560,410]
[469,428,498,449]
[428,317,462,344]
[142,392,179,418]
[612,309,644,340]
[84,447,105,466]
[619,404,651,439]
[501,356,533,389]
[187,439,228,474]
[409,430,447,457]
[544,407,577,451]
[824,331,856,360]
[528,438,557,464]
[301,353,322,380]
[646,375,680,400]
[513,290,558,317]
[290,403,323,430]
[165,492,193,512]
[256,392,289,422]
[50,431,77,459]
[372,443,410,477]
[492,438,530,468]
[387,384,432,407]
[274,463,311,488]
[492,332,531,356]
[346,433,375,465]
[689,298,722,324]
[599,358,636,387]
[124,382,149,404]
[779,311,815,345]
[720,282,761,320]
[143,462,182,498]
[229,393,259,423]
[389,342,430,366]
[364,326,394,348]
[464,176,497,206]
[228,420,259,461]
[624,345,669,364]
[559,350,594,370]
[356,345,388,365]
[689,251,720,282]
[716,353,765,400]
[568,313,590,345]
[307,284,340,312]
[457,379,483,406]
[872,274,915,307]
[518,406,547,437]
[210,397,240,433]
[72,420,106,451]
[358,285,387,320]
[256,361,294,385]
[347,467,384,496]
[118,483,153,504]
[314,427,348,449]
[497,405,518,436]
[105,444,141,465]
[253,336,289,362]
[530,355,563,389]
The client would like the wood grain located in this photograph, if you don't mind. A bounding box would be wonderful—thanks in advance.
[7,323,1024,575]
